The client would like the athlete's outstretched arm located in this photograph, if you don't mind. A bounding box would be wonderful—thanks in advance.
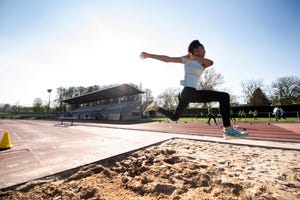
[140,52,182,63]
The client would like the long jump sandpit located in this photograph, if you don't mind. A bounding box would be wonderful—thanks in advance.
[0,120,300,199]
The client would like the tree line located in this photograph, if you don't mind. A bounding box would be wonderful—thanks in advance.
[0,70,299,113]
[147,70,299,110]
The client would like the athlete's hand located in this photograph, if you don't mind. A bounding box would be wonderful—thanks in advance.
[140,52,150,59]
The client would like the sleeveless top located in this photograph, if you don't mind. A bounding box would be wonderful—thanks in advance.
[180,57,204,89]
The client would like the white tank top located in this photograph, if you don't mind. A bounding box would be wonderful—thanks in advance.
[180,57,204,89]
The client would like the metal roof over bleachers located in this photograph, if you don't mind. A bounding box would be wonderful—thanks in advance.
[62,83,143,104]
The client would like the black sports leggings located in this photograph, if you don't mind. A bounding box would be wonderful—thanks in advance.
[157,87,231,127]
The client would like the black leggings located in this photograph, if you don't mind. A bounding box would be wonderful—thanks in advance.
[157,87,231,127]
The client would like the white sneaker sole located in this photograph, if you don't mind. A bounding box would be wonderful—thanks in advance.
[223,133,248,140]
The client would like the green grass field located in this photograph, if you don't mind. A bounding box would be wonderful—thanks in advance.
[1,112,299,123]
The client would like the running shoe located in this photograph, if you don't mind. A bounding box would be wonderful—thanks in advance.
[223,126,248,140]
[143,102,158,113]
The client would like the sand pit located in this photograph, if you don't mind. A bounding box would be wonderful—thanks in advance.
[1,138,300,199]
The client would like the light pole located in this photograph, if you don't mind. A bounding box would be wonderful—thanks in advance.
[47,89,52,112]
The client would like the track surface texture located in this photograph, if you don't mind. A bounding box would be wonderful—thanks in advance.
[77,120,300,143]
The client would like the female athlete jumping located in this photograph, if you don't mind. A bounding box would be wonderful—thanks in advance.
[140,40,248,139]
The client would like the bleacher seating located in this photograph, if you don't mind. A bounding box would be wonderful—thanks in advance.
[71,100,140,120]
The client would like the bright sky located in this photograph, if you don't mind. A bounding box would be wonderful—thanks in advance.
[1,0,300,106]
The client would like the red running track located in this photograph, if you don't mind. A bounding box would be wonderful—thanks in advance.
[83,121,300,143]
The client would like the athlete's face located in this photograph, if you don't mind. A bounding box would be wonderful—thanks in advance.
[193,46,206,57]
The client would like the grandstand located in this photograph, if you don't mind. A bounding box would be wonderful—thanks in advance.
[62,84,144,120]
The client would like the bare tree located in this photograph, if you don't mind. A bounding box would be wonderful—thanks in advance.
[157,87,181,110]
[229,94,240,106]
[241,79,264,103]
[33,98,46,112]
[271,76,300,105]
[86,85,100,93]
[142,88,154,109]
[1,104,11,112]
[55,87,68,112]
[198,68,224,90]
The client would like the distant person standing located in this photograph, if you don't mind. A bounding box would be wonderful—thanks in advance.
[207,104,218,126]
[241,110,246,121]
[279,107,286,120]
[230,109,237,128]
[230,109,236,122]
[238,110,242,120]
[253,110,258,120]
[248,110,253,119]
[273,107,280,121]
